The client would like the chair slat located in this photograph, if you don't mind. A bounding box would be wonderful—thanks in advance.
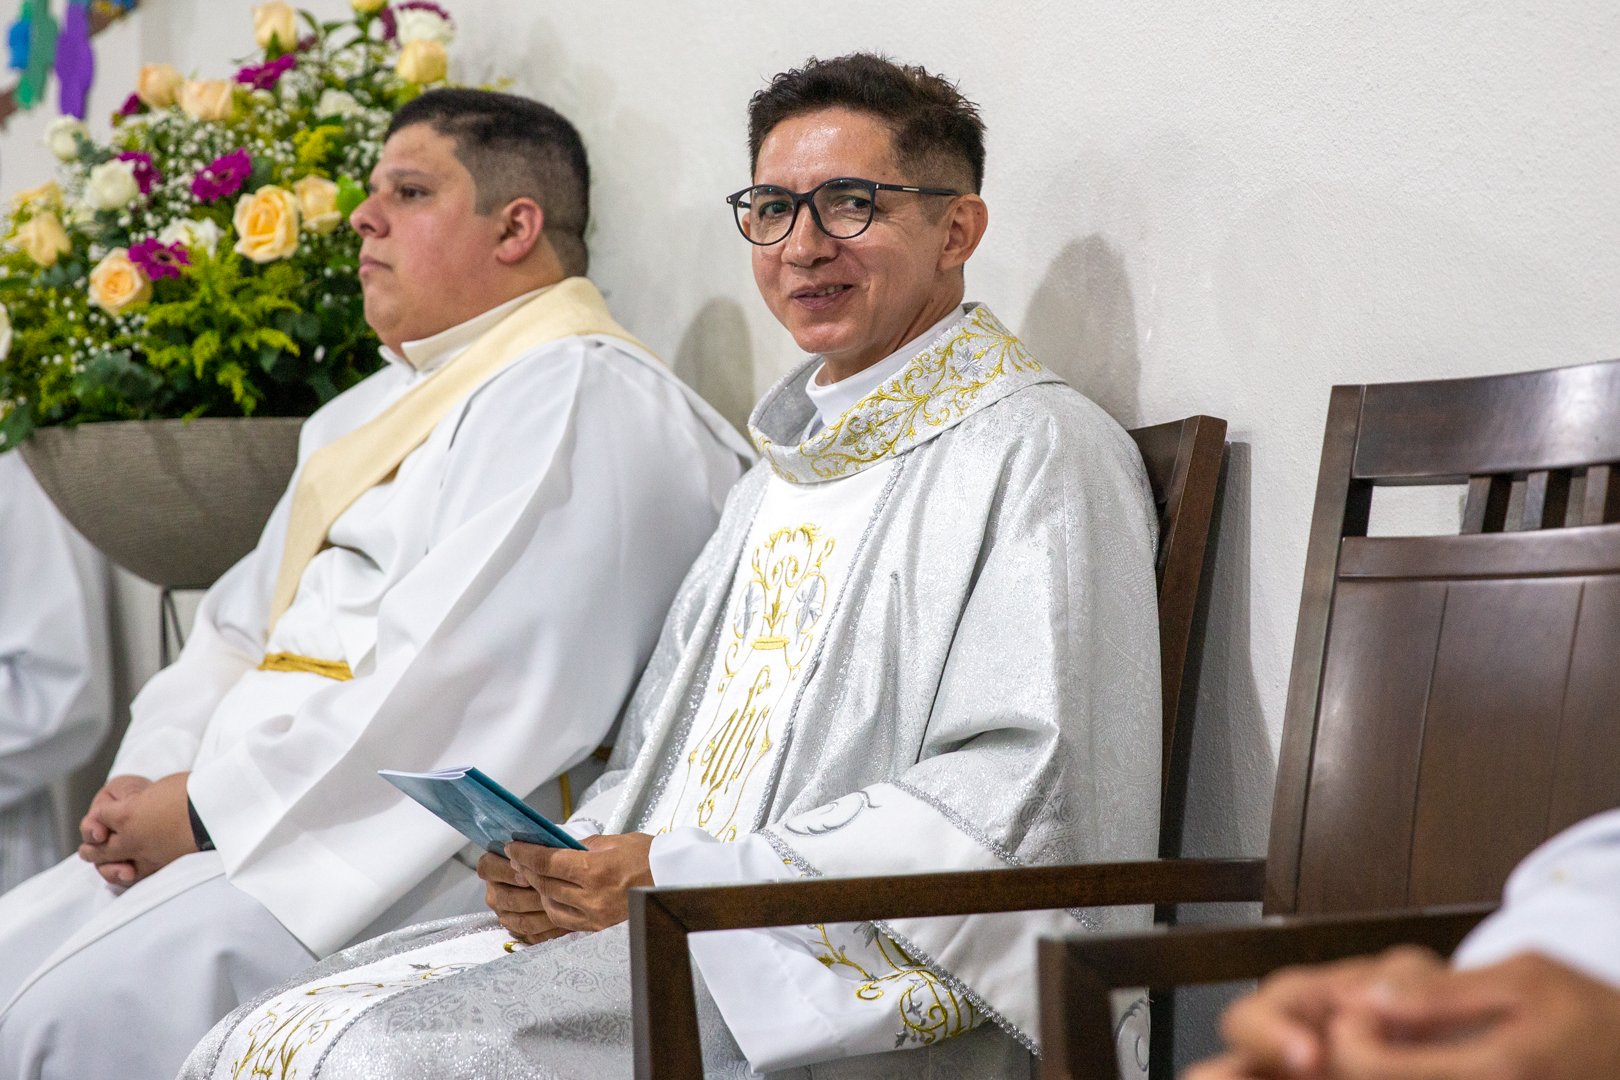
[1585,465,1620,525]
[1461,475,1511,533]
[1521,470,1571,530]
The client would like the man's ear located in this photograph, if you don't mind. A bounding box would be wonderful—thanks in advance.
[493,197,546,265]
[937,194,988,273]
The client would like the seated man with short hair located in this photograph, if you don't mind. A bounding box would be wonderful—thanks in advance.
[1189,808,1620,1080]
[0,89,749,1079]
[183,54,1162,1079]
[0,452,110,894]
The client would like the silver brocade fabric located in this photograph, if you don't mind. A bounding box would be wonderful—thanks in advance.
[180,304,1162,1079]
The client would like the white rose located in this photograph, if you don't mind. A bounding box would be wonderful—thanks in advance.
[316,89,362,118]
[157,217,224,254]
[395,9,454,46]
[85,159,142,210]
[0,303,11,363]
[44,117,88,161]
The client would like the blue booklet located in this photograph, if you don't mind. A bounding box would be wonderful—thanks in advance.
[379,766,587,853]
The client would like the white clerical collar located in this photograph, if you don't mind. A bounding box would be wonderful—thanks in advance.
[804,306,965,436]
[379,285,554,375]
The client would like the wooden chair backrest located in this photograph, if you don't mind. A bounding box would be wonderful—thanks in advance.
[1127,415,1227,847]
[1266,358,1620,916]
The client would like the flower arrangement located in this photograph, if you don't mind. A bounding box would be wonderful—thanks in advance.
[0,0,459,448]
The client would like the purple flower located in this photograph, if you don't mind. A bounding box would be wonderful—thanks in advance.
[117,151,162,196]
[116,93,145,118]
[379,2,454,41]
[234,54,297,91]
[129,238,192,281]
[191,149,253,203]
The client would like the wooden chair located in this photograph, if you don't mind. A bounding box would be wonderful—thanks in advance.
[1039,357,1620,1077]
[628,413,1236,1079]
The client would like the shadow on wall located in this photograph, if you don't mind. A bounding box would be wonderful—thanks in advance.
[1167,440,1278,1068]
[1020,234,1142,428]
[674,297,757,435]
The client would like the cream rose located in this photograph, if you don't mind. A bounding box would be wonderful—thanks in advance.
[85,159,142,211]
[352,0,387,13]
[253,2,298,50]
[136,63,185,108]
[395,39,448,85]
[292,176,342,235]
[177,79,235,122]
[0,302,12,364]
[233,186,301,263]
[12,180,62,211]
[88,249,153,315]
[13,213,71,267]
[44,117,87,161]
[395,9,454,46]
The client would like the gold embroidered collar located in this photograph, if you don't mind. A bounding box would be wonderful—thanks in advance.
[749,304,1059,484]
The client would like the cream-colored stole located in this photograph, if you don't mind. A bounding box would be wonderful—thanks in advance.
[266,276,646,631]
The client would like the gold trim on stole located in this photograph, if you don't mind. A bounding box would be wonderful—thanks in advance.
[258,652,355,681]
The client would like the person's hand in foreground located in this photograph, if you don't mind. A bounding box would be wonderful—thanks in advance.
[504,832,655,933]
[1186,946,1620,1080]
[77,772,197,886]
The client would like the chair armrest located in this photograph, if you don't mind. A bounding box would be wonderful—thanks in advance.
[628,857,1264,1079]
[1035,903,1497,1080]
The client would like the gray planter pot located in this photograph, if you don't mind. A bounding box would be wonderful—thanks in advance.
[20,417,304,590]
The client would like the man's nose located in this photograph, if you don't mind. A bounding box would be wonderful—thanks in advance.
[349,196,382,237]
[780,204,835,267]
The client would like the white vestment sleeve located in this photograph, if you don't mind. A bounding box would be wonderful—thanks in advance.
[0,453,111,809]
[108,555,268,781]
[649,827,986,1072]
[1452,809,1620,989]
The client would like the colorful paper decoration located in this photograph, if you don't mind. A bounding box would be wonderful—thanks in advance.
[6,0,137,116]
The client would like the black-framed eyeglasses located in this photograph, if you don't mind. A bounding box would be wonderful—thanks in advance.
[725,176,961,246]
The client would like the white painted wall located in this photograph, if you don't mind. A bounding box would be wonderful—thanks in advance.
[5,0,1619,1064]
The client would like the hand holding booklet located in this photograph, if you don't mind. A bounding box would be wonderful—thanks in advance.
[379,766,588,853]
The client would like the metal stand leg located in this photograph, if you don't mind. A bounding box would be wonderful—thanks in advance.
[158,587,187,667]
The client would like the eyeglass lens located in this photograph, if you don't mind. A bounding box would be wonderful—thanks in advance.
[739,179,876,244]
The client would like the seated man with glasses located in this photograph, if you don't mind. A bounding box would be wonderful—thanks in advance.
[182,53,1161,1079]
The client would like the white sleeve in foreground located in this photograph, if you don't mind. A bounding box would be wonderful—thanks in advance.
[1453,809,1620,989]
[649,827,985,1073]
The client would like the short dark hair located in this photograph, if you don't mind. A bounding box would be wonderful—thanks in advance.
[747,54,986,193]
[388,89,590,276]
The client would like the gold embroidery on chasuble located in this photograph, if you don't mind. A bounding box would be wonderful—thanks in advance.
[222,927,530,1079]
[754,306,1044,484]
[228,958,499,1079]
[810,923,980,1048]
[660,523,836,841]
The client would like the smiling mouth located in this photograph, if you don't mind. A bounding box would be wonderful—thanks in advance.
[792,284,852,306]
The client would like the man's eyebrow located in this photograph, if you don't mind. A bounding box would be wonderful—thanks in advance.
[370,167,438,189]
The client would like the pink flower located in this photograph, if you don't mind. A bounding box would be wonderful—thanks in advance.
[379,2,453,41]
[191,149,253,203]
[234,54,297,91]
[128,237,192,281]
[117,93,145,117]
[117,151,162,195]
